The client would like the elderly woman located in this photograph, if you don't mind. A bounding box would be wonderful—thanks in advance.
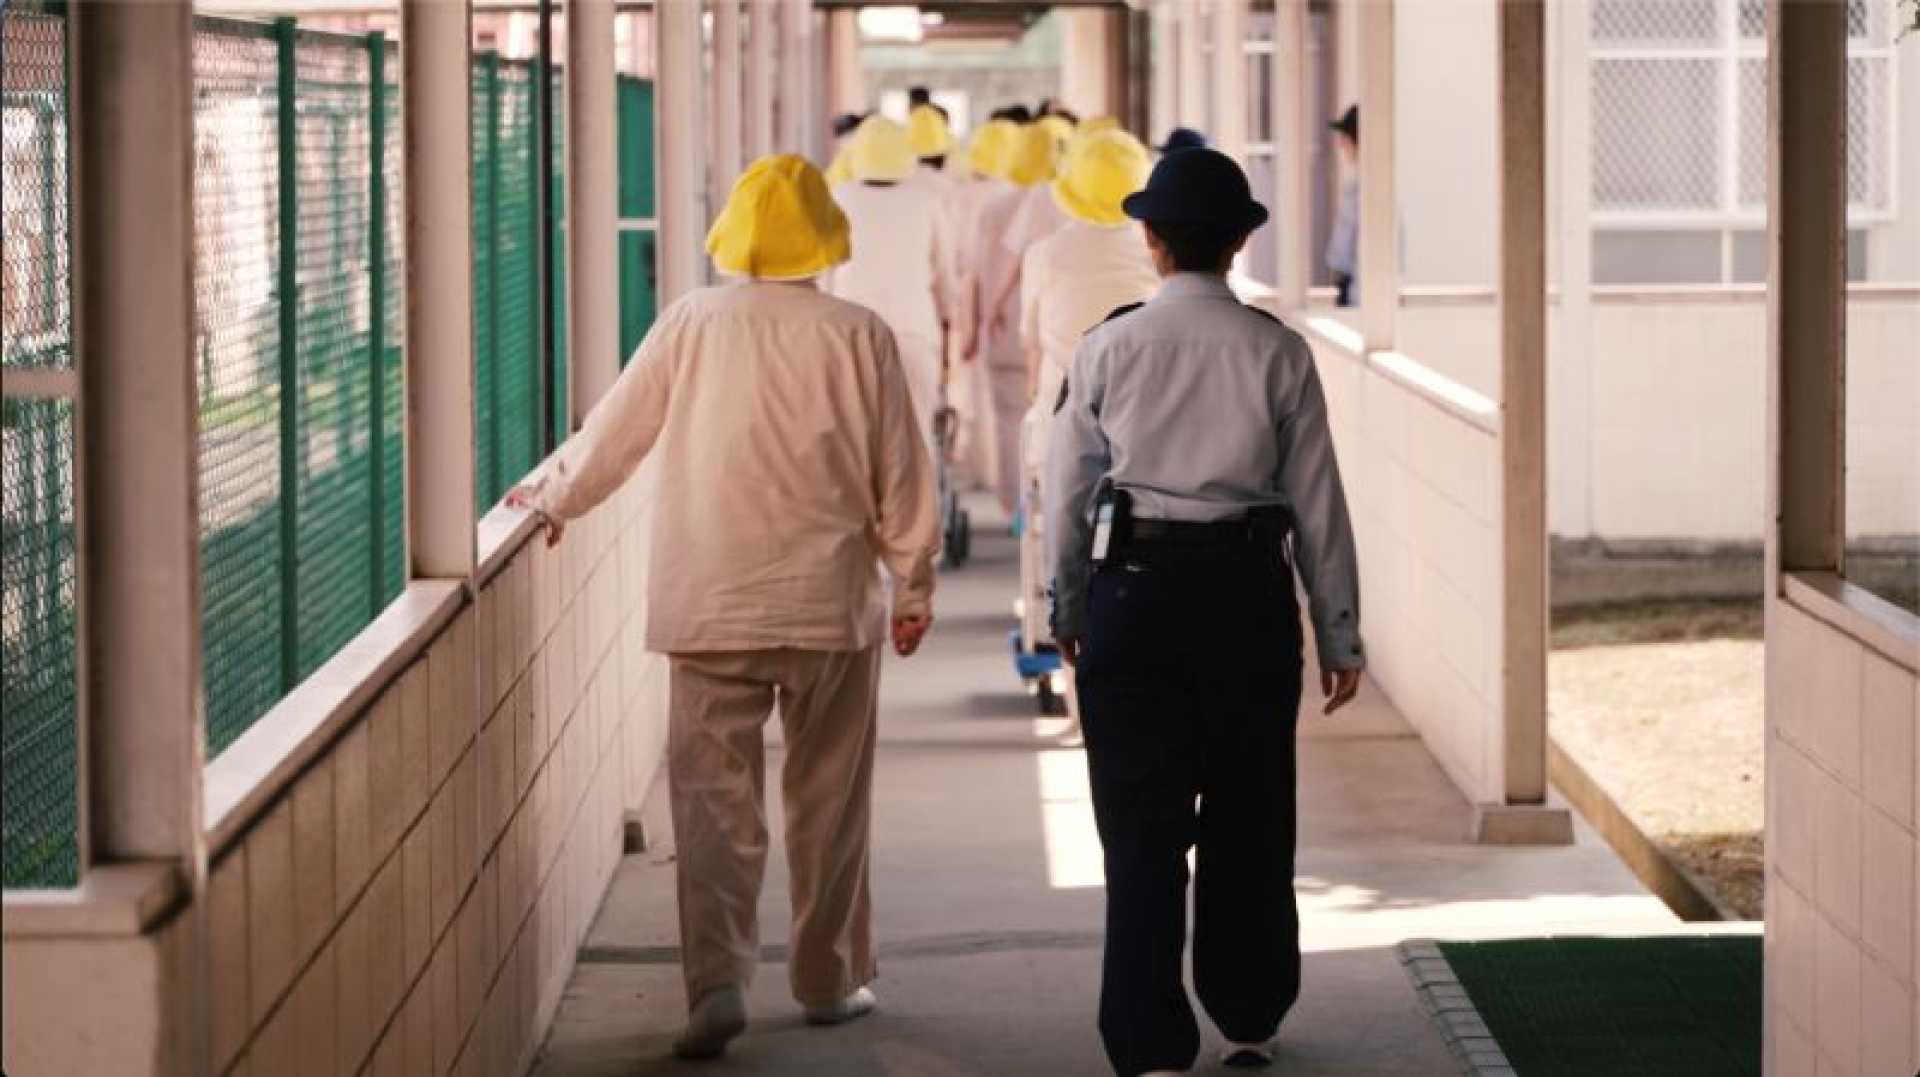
[510,154,939,1061]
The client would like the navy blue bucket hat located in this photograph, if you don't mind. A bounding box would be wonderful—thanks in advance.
[1155,126,1208,154]
[1121,148,1269,234]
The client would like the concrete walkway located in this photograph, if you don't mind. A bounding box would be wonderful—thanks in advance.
[533,508,1676,1076]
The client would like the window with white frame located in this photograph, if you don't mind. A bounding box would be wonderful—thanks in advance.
[1589,0,1898,283]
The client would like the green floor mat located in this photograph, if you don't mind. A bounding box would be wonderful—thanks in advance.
[1436,936,1762,1076]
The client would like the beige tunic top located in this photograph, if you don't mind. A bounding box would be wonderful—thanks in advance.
[1019,220,1160,411]
[537,280,939,653]
[822,180,944,349]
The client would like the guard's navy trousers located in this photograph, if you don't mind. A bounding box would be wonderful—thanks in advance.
[1075,532,1305,1077]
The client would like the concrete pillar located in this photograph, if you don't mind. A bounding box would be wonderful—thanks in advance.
[71,0,204,873]
[1176,0,1205,131]
[1497,0,1548,808]
[1060,8,1112,118]
[826,8,864,120]
[58,7,212,1067]
[745,0,775,160]
[1149,0,1177,143]
[779,0,813,155]
[403,0,478,573]
[1766,0,1848,580]
[710,0,744,198]
[568,0,619,415]
[1210,0,1249,166]
[657,0,707,304]
[1548,0,1594,539]
[1356,0,1397,352]
[1273,0,1312,307]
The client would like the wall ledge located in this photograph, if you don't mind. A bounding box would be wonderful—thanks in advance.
[203,579,466,852]
[1296,314,1501,436]
[1781,570,1920,673]
[2,862,182,939]
[478,502,542,586]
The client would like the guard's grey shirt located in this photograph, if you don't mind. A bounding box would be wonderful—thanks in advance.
[1044,272,1365,671]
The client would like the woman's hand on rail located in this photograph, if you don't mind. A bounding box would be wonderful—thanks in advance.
[505,483,566,548]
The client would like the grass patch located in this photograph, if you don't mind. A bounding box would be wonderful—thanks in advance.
[1551,598,1762,651]
[1439,935,1761,1076]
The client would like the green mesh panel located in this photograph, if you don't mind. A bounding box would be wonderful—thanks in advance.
[472,58,498,511]
[196,21,405,757]
[551,63,568,440]
[472,54,542,513]
[1,6,80,889]
[381,56,406,599]
[616,76,657,367]
[195,21,286,756]
[291,37,378,678]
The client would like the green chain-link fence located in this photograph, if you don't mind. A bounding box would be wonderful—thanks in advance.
[2,12,655,885]
[472,52,569,513]
[194,18,406,757]
[1,4,79,889]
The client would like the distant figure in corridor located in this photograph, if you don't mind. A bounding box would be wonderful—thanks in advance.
[1047,149,1366,1076]
[509,155,939,1061]
[823,116,947,452]
[1324,104,1361,307]
[1015,128,1160,746]
[965,121,1062,515]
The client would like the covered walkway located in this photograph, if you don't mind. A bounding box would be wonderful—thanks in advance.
[532,506,1675,1076]
[6,2,1915,1075]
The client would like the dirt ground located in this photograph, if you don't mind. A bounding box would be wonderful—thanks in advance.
[1549,601,1765,919]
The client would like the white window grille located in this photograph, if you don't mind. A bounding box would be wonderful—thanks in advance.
[1590,0,1897,226]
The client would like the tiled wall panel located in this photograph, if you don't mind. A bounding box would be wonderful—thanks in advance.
[208,466,670,1076]
[1300,322,1507,807]
[1766,598,1918,1077]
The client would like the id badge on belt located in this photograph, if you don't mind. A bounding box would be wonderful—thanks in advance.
[1089,482,1129,565]
[1091,499,1117,563]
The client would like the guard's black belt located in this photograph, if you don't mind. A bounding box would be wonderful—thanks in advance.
[1128,516,1253,545]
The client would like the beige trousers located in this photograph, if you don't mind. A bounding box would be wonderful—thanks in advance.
[668,646,882,1009]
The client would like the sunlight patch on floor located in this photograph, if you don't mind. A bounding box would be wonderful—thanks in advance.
[1035,720,1104,890]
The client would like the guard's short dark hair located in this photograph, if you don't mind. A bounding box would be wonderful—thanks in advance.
[1144,219,1246,272]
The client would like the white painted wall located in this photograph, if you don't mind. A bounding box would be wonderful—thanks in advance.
[1380,288,1919,543]
[1299,315,1508,807]
[1393,0,1498,288]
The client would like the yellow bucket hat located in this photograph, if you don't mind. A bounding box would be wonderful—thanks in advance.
[848,115,916,183]
[1052,130,1152,227]
[705,154,851,281]
[967,118,1018,178]
[907,104,952,157]
[1000,123,1059,188]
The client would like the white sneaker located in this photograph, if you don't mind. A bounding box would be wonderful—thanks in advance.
[804,985,878,1026]
[671,985,747,1059]
[1220,1040,1275,1067]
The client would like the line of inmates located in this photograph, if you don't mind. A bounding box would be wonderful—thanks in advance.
[819,102,1169,745]
[507,97,1364,1076]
